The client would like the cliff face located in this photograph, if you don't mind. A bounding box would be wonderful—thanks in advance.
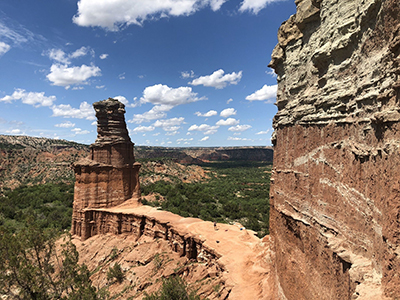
[71,98,141,240]
[269,0,400,299]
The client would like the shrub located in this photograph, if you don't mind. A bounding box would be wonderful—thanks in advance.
[107,263,124,283]
[143,276,200,300]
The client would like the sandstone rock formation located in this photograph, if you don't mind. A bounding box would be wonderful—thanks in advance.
[70,98,272,299]
[71,98,141,240]
[269,0,400,299]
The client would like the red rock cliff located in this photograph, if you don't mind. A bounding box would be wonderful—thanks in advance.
[269,0,400,299]
[71,98,141,240]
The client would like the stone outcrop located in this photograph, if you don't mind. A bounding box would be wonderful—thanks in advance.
[269,0,400,299]
[71,98,141,240]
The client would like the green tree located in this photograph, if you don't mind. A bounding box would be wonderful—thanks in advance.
[0,221,105,300]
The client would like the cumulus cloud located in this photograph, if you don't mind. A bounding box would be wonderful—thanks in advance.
[132,125,155,133]
[188,124,219,135]
[189,69,242,89]
[140,84,203,107]
[226,98,233,104]
[154,117,185,131]
[216,118,239,126]
[239,0,284,14]
[45,47,92,64]
[47,64,101,88]
[0,42,11,56]
[228,136,251,141]
[113,95,137,108]
[195,110,217,117]
[228,124,252,132]
[220,108,236,118]
[0,89,56,107]
[100,53,108,59]
[72,128,90,135]
[129,105,171,124]
[200,136,209,141]
[245,84,277,102]
[73,0,228,30]
[6,128,24,135]
[51,101,95,120]
[55,121,75,128]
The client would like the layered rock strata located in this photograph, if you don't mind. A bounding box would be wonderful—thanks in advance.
[269,0,400,299]
[71,98,141,240]
[74,204,272,300]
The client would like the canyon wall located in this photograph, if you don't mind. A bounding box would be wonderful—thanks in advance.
[71,98,141,240]
[269,0,400,299]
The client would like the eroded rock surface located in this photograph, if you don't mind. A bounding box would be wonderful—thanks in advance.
[269,0,400,299]
[71,98,141,240]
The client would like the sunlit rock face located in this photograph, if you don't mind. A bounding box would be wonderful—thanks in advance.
[71,98,141,240]
[269,0,400,299]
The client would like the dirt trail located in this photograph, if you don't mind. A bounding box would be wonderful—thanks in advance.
[102,203,273,299]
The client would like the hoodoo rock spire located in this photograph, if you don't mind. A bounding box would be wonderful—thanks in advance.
[71,98,141,240]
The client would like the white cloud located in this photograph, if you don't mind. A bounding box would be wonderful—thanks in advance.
[132,125,155,133]
[226,98,233,104]
[73,0,228,30]
[256,130,271,135]
[47,64,101,88]
[0,89,56,107]
[266,68,277,77]
[51,101,95,120]
[245,84,277,102]
[181,70,195,79]
[6,128,23,135]
[70,46,92,59]
[0,42,11,56]
[220,108,236,118]
[228,136,251,141]
[55,121,75,128]
[96,85,105,89]
[216,118,239,126]
[177,138,193,142]
[154,117,185,131]
[47,49,69,63]
[46,47,92,64]
[200,136,209,141]
[140,84,203,107]
[188,124,219,135]
[239,0,283,14]
[228,124,252,132]
[100,53,108,59]
[129,105,171,124]
[166,131,179,136]
[118,72,125,80]
[72,128,90,135]
[195,110,217,117]
[189,69,242,89]
[113,95,132,107]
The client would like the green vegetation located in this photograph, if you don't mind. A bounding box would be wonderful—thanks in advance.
[107,263,124,284]
[143,276,200,300]
[0,221,106,300]
[141,161,271,237]
[0,182,74,233]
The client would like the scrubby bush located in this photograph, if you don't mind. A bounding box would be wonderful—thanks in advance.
[143,276,200,300]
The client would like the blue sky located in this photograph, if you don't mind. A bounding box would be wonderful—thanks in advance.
[0,0,296,147]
